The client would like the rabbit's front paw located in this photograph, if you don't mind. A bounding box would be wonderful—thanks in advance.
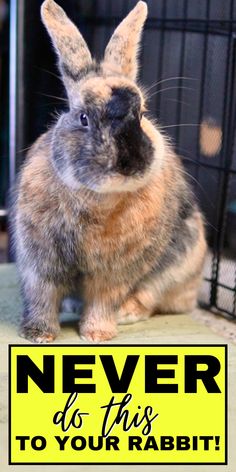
[19,324,58,344]
[79,319,117,342]
[117,297,152,325]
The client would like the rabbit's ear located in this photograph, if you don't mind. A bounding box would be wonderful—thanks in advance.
[103,1,147,81]
[41,0,92,99]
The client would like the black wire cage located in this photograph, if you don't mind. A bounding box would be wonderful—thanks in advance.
[3,0,236,318]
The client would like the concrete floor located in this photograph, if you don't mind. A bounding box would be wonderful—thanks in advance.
[0,264,236,471]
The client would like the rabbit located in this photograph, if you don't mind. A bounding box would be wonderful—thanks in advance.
[14,0,207,343]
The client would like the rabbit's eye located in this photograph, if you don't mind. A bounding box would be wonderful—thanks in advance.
[80,113,89,127]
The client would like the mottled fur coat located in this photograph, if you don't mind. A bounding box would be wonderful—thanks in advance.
[14,0,206,343]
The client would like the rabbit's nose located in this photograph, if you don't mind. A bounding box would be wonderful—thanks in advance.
[96,146,116,169]
[106,158,114,170]
[104,152,117,170]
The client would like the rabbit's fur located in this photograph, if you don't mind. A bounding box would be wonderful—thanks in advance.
[14,0,207,343]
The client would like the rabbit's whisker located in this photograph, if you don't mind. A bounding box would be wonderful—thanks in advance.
[36,92,68,103]
[178,161,216,211]
[163,97,191,108]
[17,145,33,154]
[145,76,198,93]
[148,85,196,100]
[35,66,62,81]
[175,145,199,160]
[161,123,199,129]
[174,166,216,215]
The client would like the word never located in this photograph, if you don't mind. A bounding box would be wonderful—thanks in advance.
[16,354,221,394]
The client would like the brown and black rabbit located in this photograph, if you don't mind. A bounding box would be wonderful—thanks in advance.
[14,0,207,343]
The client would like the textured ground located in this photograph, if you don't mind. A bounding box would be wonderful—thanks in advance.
[0,263,236,471]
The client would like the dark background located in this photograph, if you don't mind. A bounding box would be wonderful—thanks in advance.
[1,1,236,232]
[0,0,236,316]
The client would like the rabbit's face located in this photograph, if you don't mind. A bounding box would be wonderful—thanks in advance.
[41,0,164,191]
[52,75,162,193]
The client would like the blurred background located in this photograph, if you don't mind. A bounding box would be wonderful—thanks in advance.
[0,0,236,318]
